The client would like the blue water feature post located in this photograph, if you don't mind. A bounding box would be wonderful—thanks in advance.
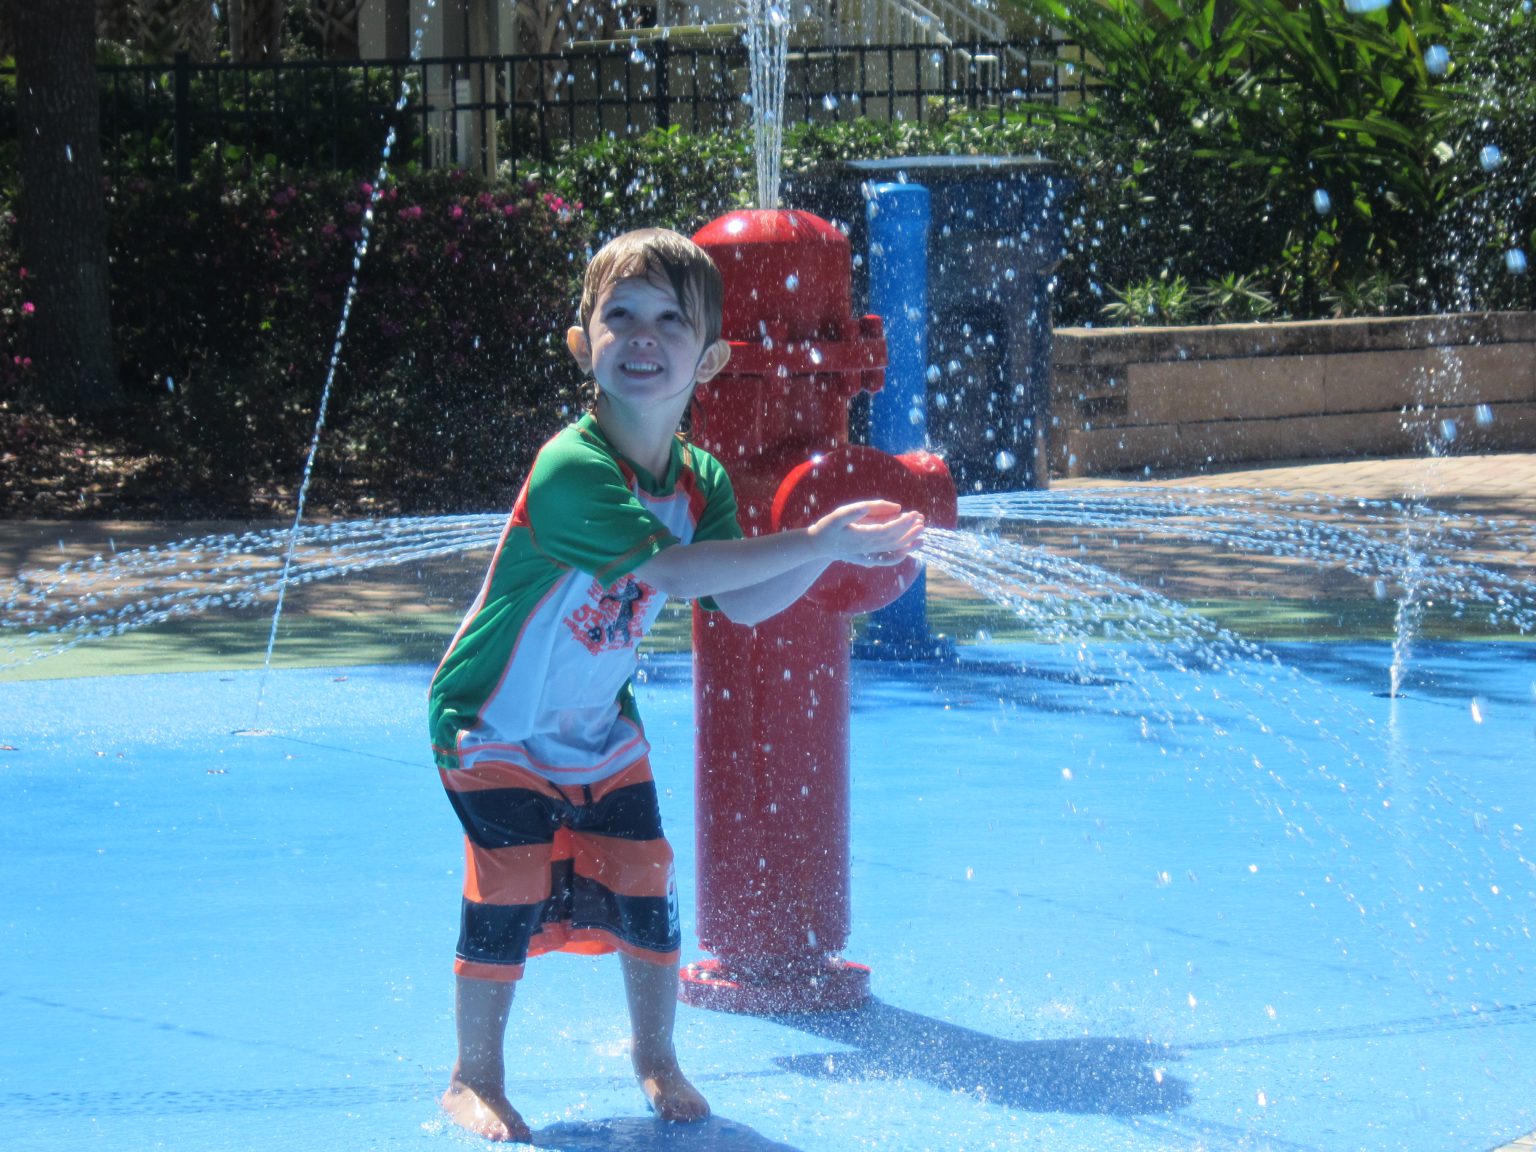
[857,181,955,662]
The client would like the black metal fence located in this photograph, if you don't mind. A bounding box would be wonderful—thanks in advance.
[5,38,1088,181]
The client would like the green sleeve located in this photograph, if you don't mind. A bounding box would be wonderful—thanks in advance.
[524,430,677,583]
[688,445,744,544]
[686,444,743,612]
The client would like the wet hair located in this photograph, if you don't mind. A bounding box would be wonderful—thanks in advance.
[579,228,725,347]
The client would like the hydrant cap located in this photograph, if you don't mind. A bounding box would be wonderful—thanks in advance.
[693,209,853,343]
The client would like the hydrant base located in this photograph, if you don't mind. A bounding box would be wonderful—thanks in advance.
[677,957,871,1015]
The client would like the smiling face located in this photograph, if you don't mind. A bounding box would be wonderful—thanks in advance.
[566,274,730,426]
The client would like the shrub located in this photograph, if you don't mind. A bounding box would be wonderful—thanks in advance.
[536,125,754,241]
[105,169,589,513]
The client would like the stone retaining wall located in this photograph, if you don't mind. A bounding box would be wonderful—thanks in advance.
[1049,311,1536,477]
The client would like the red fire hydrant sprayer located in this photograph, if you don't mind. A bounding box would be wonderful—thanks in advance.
[678,209,958,1014]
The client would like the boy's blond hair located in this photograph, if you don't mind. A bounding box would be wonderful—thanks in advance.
[579,229,725,347]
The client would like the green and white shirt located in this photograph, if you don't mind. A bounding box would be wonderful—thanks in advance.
[429,413,741,785]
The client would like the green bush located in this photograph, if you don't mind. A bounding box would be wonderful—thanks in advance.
[105,170,589,513]
[536,125,755,241]
[1004,0,1534,322]
[0,202,32,395]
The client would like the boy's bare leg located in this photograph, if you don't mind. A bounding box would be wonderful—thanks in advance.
[621,953,710,1123]
[441,974,533,1143]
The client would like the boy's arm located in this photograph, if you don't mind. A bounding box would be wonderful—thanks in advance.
[635,500,923,627]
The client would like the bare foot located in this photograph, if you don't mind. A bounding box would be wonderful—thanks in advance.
[441,1073,533,1143]
[637,1060,711,1124]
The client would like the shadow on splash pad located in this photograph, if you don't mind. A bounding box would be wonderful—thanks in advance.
[531,1114,800,1151]
[771,998,1189,1115]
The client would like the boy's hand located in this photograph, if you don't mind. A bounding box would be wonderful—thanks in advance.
[805,500,925,568]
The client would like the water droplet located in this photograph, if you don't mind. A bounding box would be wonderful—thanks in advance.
[1480,144,1504,171]
[926,364,942,384]
[784,273,799,291]
[995,450,1017,471]
[1440,418,1458,442]
[1312,189,1332,216]
[1506,249,1528,276]
[1424,44,1450,75]
[630,48,646,63]
[64,144,74,162]
[165,376,175,392]
[767,4,789,27]
[1475,403,1495,426]
[809,346,823,365]
[1342,0,1391,11]
[822,94,839,111]
[908,406,925,425]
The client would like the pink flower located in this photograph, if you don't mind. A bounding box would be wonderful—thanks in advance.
[20,302,34,314]
[321,222,338,236]
[449,205,464,220]
[359,181,374,197]
[400,205,423,221]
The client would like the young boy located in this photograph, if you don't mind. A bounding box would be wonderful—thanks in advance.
[429,228,924,1142]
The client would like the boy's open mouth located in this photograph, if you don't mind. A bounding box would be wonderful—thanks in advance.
[621,360,664,376]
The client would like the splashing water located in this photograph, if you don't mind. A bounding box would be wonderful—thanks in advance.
[7,486,1534,673]
[956,487,1536,641]
[1,517,502,672]
[255,1,438,719]
[914,522,1536,996]
[744,0,791,210]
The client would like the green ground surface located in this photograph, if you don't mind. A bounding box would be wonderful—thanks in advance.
[3,593,1526,683]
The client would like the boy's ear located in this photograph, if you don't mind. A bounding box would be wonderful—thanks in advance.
[694,339,731,384]
[566,325,593,373]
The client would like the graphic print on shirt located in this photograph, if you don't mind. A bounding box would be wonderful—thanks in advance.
[564,575,654,654]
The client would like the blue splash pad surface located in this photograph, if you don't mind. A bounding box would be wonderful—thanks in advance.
[1,642,1533,1152]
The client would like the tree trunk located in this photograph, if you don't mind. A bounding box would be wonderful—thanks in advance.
[14,0,123,414]
[230,0,284,61]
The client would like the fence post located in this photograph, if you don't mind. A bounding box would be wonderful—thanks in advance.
[173,51,191,181]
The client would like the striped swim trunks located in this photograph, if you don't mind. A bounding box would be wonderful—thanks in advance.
[440,756,681,981]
